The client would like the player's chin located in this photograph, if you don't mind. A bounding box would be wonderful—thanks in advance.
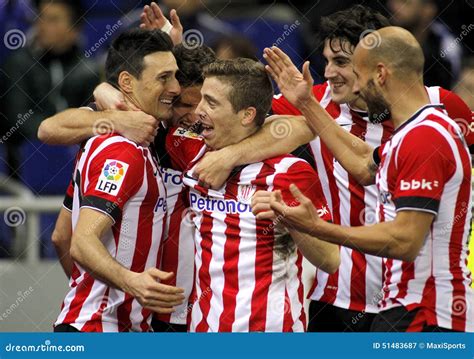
[331,89,355,105]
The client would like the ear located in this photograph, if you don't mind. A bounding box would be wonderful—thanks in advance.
[376,63,388,86]
[240,107,257,126]
[118,71,134,94]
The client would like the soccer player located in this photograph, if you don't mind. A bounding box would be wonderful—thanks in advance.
[53,29,185,332]
[192,5,473,332]
[256,27,474,332]
[170,58,339,332]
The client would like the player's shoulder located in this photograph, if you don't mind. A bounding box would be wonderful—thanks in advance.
[261,154,315,174]
[86,133,146,162]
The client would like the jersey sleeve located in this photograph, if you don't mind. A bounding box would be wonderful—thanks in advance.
[63,178,74,212]
[165,127,205,172]
[273,159,332,222]
[392,125,455,215]
[439,88,474,153]
[81,141,145,223]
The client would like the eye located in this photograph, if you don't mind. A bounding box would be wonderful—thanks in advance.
[158,74,171,82]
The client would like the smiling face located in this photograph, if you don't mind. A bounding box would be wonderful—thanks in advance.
[195,77,247,150]
[130,52,180,120]
[323,39,362,106]
[171,85,202,128]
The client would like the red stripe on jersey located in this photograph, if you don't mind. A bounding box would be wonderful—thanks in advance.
[195,213,214,332]
[282,288,292,332]
[296,253,306,328]
[248,224,273,332]
[395,262,415,302]
[218,179,241,332]
[82,287,110,332]
[62,273,95,325]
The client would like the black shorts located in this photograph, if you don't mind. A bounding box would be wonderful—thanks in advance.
[371,306,457,332]
[307,300,376,332]
[54,324,80,332]
[151,317,187,332]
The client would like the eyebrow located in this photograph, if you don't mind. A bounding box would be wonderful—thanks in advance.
[204,94,219,105]
[155,70,175,78]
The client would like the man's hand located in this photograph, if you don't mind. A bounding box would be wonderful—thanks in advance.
[263,46,314,109]
[93,83,140,111]
[254,184,321,234]
[123,268,185,314]
[112,111,159,147]
[251,190,277,221]
[194,148,236,189]
[140,2,183,45]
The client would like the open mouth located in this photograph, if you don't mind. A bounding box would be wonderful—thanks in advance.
[331,81,345,89]
[159,97,174,106]
[196,120,214,138]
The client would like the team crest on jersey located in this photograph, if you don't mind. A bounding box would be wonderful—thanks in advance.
[173,127,200,139]
[237,184,257,204]
[95,159,129,196]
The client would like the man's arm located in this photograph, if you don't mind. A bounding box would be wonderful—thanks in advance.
[264,46,376,185]
[194,115,314,188]
[259,184,431,262]
[37,108,158,146]
[70,208,185,313]
[51,207,73,278]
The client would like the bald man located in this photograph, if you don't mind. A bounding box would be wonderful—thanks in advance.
[253,27,474,332]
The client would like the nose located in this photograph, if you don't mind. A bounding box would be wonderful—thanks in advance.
[324,62,336,80]
[352,79,361,96]
[195,99,206,118]
[168,76,181,96]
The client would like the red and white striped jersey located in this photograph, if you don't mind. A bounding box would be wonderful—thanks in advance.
[152,126,203,325]
[172,138,332,332]
[374,104,473,332]
[272,82,473,313]
[55,133,167,332]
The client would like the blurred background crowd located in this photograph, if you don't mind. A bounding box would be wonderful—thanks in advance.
[0,0,473,259]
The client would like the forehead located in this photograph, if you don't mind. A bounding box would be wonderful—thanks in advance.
[180,85,202,101]
[323,38,354,60]
[142,52,178,73]
[201,77,231,100]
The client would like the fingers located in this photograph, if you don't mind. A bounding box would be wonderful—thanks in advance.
[289,183,310,204]
[170,9,182,30]
[147,268,174,281]
[265,64,278,83]
[263,48,283,75]
[255,210,277,221]
[140,11,152,28]
[302,61,314,84]
[150,2,164,19]
[272,46,293,68]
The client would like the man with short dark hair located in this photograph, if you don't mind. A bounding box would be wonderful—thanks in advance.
[53,29,184,332]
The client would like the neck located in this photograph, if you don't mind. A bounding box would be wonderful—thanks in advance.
[387,78,429,129]
[348,96,368,112]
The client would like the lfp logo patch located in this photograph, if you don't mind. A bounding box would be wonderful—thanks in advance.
[95,159,129,196]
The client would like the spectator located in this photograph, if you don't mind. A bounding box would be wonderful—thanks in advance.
[0,0,99,178]
[387,0,462,89]
[213,35,258,60]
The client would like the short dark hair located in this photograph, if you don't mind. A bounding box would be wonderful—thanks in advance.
[203,58,273,127]
[319,5,391,55]
[105,29,174,86]
[173,44,216,88]
[39,0,83,27]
